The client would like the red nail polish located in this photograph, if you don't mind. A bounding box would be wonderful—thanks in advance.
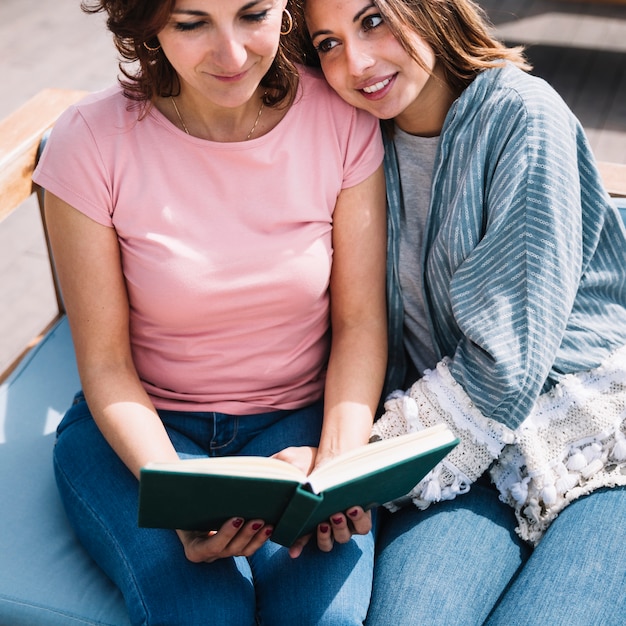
[319,524,330,533]
[252,522,263,531]
[348,508,359,517]
[232,518,243,528]
[265,528,273,536]
[332,516,343,525]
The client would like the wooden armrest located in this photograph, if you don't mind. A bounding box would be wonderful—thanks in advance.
[0,88,87,222]
[0,89,88,382]
[597,161,626,198]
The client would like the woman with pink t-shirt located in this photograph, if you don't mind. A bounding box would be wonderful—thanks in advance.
[33,0,386,623]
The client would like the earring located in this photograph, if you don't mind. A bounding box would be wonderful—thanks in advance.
[280,9,293,36]
[143,39,161,52]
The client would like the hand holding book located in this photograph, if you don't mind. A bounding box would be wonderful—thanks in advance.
[138,424,459,547]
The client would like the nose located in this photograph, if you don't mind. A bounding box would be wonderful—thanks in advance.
[211,26,248,72]
[344,40,375,77]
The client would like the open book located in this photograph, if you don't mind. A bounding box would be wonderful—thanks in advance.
[138,423,458,547]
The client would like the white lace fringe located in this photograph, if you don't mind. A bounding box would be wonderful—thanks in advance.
[373,349,626,544]
[372,359,514,512]
[490,345,626,544]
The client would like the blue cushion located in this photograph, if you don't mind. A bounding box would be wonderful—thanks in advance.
[0,317,129,625]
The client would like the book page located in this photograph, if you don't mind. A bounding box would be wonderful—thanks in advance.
[142,424,456,493]
[144,456,307,482]
[306,424,456,493]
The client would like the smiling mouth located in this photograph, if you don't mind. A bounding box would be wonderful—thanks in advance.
[362,77,392,94]
[213,72,246,81]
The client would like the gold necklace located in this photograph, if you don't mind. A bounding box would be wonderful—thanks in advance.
[170,96,189,134]
[170,95,265,140]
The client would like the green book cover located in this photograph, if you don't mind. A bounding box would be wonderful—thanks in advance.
[138,424,459,547]
[138,471,302,532]
[270,443,458,546]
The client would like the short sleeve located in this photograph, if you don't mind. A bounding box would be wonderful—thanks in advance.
[341,105,384,190]
[33,98,114,227]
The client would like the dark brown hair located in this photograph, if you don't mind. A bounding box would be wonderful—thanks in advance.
[82,0,300,109]
[288,0,531,93]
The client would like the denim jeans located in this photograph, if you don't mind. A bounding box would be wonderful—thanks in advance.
[366,476,626,626]
[53,393,374,626]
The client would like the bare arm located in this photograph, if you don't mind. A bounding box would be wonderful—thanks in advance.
[319,163,388,464]
[45,193,271,561]
[282,164,388,556]
[45,192,177,476]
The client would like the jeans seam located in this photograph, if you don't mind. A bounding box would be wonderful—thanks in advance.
[209,414,239,452]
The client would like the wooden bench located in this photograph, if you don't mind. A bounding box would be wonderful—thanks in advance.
[0,89,131,626]
[0,89,625,625]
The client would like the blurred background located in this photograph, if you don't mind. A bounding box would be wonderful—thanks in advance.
[1,0,625,374]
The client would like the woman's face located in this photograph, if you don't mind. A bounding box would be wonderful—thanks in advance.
[157,0,286,108]
[305,0,437,126]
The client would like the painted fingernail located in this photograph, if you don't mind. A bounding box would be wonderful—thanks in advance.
[319,524,330,533]
[232,518,244,528]
[331,516,343,525]
[348,508,359,518]
[252,522,263,531]
[265,528,273,537]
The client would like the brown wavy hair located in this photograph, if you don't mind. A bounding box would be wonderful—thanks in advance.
[82,0,300,109]
[287,0,531,93]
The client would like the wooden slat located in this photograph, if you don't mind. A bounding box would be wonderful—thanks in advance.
[0,88,87,222]
[598,161,626,197]
[0,88,87,381]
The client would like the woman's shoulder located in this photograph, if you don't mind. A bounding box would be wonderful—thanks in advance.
[296,64,359,112]
[54,84,140,134]
[73,84,125,107]
[469,64,571,121]
[296,64,328,89]
[447,63,577,144]
[293,64,380,142]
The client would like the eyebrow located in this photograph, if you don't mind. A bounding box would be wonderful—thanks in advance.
[172,9,208,15]
[354,3,376,23]
[309,2,376,40]
[172,1,264,16]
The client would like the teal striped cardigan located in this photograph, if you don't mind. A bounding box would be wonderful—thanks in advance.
[383,63,626,431]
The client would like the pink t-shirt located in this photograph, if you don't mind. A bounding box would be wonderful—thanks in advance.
[34,68,383,414]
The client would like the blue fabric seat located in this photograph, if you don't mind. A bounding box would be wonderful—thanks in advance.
[0,317,129,625]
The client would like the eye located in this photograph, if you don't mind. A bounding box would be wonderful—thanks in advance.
[362,13,383,32]
[241,10,269,23]
[314,37,339,55]
[174,21,205,32]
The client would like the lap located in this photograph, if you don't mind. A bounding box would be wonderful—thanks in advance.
[252,530,374,625]
[367,479,530,626]
[367,479,626,626]
[54,396,373,626]
[487,486,626,626]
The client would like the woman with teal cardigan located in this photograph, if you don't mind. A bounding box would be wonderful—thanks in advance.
[290,0,626,623]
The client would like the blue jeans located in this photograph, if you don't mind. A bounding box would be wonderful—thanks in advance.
[53,393,374,626]
[366,476,626,625]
